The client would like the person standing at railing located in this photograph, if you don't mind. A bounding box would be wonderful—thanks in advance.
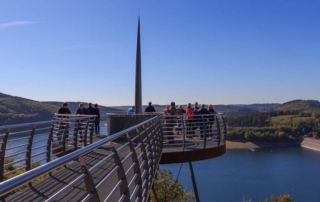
[197,104,209,138]
[76,103,90,143]
[192,102,200,133]
[87,102,95,114]
[185,103,193,138]
[166,102,177,143]
[94,103,100,134]
[145,101,156,112]
[58,102,72,115]
[127,105,135,114]
[87,102,96,135]
[207,104,216,138]
[56,102,72,145]
[176,105,185,135]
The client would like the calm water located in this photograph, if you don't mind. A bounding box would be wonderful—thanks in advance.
[161,147,320,202]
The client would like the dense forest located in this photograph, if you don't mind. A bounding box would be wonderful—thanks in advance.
[225,100,320,142]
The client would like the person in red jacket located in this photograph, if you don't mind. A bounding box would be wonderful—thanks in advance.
[185,103,193,138]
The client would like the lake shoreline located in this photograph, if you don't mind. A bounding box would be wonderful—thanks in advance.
[226,138,320,151]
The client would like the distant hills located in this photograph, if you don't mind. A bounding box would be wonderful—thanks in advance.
[273,100,320,112]
[1,92,320,125]
[0,92,59,125]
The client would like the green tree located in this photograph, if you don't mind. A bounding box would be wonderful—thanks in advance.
[264,194,294,202]
[151,168,195,202]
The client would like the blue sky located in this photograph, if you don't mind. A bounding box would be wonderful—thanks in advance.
[0,0,319,106]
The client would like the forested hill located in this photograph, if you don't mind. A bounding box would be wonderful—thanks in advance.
[0,92,59,125]
[273,100,320,112]
[44,102,123,114]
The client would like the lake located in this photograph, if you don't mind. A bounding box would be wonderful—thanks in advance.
[161,147,320,202]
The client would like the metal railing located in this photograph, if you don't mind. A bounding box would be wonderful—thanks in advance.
[113,112,227,150]
[0,114,97,182]
[0,116,163,201]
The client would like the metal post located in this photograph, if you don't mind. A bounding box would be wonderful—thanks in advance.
[182,116,186,149]
[73,120,80,150]
[78,156,100,202]
[137,128,149,199]
[126,133,142,199]
[202,115,207,149]
[188,161,200,202]
[0,129,9,182]
[215,116,221,146]
[110,142,129,201]
[89,118,94,144]
[84,119,89,147]
[46,122,54,163]
[26,125,36,172]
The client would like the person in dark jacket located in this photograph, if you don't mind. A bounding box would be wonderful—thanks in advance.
[145,101,156,113]
[56,102,71,142]
[197,104,209,138]
[58,102,71,114]
[76,103,90,115]
[87,102,95,115]
[76,103,90,143]
[94,103,100,134]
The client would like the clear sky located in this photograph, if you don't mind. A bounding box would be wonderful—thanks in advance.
[0,0,319,106]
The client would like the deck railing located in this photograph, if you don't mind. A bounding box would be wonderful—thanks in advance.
[0,116,163,202]
[0,114,97,182]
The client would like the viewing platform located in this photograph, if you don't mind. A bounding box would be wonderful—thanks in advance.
[0,112,226,201]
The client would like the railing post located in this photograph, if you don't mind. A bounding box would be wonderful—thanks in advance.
[73,120,80,151]
[215,115,221,146]
[137,127,149,199]
[46,122,55,163]
[0,129,9,182]
[26,125,36,172]
[62,123,69,156]
[110,142,129,201]
[221,115,227,143]
[126,133,142,200]
[89,118,94,144]
[182,116,186,149]
[83,119,89,147]
[202,115,207,149]
[78,156,100,202]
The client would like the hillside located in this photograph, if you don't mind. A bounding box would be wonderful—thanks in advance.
[273,100,320,112]
[0,92,59,125]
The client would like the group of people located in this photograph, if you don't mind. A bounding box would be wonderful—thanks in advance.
[163,102,216,139]
[58,102,101,135]
[125,101,217,141]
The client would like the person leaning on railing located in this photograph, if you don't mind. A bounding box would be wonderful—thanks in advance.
[58,102,72,116]
[76,103,90,142]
